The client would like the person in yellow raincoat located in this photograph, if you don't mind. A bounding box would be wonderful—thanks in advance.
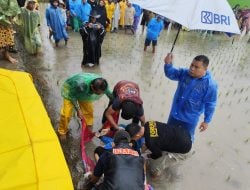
[58,73,112,139]
[119,0,127,28]
[34,0,39,10]
[105,0,115,32]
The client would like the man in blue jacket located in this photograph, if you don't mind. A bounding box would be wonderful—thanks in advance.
[78,0,92,23]
[132,3,142,32]
[164,53,218,142]
[69,0,82,32]
[144,15,163,53]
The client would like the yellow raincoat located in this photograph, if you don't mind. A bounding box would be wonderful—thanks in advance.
[119,0,127,27]
[105,2,115,31]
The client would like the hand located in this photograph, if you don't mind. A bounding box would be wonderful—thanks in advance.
[49,27,53,32]
[95,128,110,137]
[97,24,101,29]
[83,171,92,181]
[112,124,119,131]
[141,152,149,160]
[88,23,93,28]
[77,110,84,120]
[164,53,173,64]
[100,128,110,136]
[199,122,208,132]
[118,126,125,130]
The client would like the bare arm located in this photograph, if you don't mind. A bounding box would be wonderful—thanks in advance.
[71,100,84,120]
[90,174,100,184]
[105,106,119,130]
[139,115,146,126]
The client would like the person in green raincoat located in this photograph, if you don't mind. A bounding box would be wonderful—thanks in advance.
[20,0,41,55]
[0,0,20,63]
[58,73,112,138]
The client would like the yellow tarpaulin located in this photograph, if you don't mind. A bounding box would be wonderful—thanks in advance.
[0,69,73,190]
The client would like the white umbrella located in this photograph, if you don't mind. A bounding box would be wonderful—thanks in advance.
[130,0,241,51]
[130,0,240,33]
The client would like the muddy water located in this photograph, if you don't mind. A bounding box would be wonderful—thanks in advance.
[1,3,249,189]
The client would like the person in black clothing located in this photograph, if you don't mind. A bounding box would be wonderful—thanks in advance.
[79,11,105,67]
[140,9,150,34]
[17,0,26,7]
[85,130,145,190]
[145,121,192,158]
[92,0,109,31]
[88,0,97,9]
[126,121,192,177]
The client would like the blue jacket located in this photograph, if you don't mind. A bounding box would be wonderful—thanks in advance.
[146,18,164,41]
[78,2,92,23]
[164,64,218,137]
[132,4,142,17]
[101,136,145,155]
[69,0,81,17]
[46,6,68,41]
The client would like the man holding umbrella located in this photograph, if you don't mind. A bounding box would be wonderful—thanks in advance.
[164,53,218,142]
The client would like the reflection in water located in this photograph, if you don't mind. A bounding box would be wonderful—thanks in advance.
[24,3,250,190]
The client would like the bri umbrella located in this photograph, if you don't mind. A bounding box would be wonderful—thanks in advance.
[80,118,95,172]
[130,0,241,52]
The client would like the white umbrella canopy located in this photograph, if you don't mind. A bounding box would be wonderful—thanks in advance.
[130,0,241,34]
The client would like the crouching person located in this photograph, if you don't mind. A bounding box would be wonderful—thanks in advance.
[58,73,112,139]
[85,130,145,190]
[125,121,192,178]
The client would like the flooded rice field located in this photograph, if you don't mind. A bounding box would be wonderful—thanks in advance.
[1,3,250,190]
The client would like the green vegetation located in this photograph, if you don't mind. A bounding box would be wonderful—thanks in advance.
[227,0,250,8]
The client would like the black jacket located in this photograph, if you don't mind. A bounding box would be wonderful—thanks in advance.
[144,121,192,159]
[97,144,145,190]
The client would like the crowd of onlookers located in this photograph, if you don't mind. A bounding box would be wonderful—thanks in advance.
[232,4,250,35]
[0,0,167,64]
[1,0,249,65]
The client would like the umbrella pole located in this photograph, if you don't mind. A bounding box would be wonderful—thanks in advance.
[170,24,181,53]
